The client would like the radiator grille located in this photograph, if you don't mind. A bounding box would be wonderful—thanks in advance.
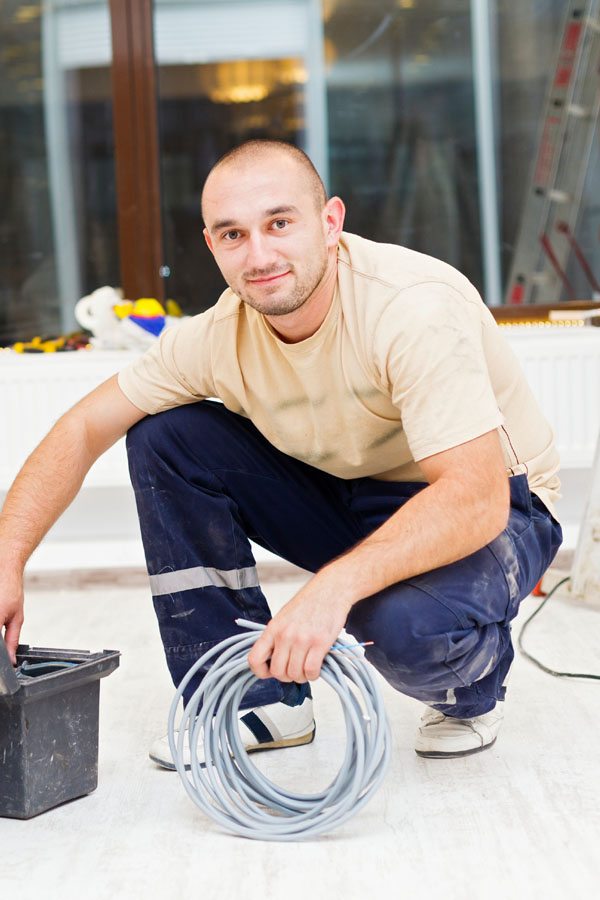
[1,331,599,490]
[0,352,136,489]
[506,328,600,469]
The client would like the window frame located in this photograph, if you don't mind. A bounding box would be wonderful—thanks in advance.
[109,0,165,302]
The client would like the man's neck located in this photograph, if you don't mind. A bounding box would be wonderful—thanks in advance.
[265,254,338,344]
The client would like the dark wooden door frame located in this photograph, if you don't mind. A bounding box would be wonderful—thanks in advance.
[109,0,164,302]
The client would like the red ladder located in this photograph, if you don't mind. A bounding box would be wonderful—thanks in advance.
[505,1,600,305]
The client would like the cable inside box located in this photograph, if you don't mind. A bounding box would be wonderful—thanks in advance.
[15,660,79,680]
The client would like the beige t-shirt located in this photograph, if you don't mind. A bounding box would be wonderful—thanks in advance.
[118,232,561,518]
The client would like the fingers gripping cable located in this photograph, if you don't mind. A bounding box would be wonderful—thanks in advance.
[168,619,391,840]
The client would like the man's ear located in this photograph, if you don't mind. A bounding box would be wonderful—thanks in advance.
[203,227,215,256]
[323,196,346,248]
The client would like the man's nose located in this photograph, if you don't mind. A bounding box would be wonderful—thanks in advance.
[245,233,277,271]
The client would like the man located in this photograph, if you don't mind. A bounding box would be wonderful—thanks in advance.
[0,140,561,767]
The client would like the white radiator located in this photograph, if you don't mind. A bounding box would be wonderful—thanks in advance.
[2,329,600,488]
[0,351,137,489]
[1,329,599,567]
[504,327,600,469]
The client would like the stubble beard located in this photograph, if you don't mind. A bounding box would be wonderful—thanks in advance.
[235,251,328,317]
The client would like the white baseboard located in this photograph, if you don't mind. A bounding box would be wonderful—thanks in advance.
[25,525,579,574]
[26,538,283,573]
[15,469,583,573]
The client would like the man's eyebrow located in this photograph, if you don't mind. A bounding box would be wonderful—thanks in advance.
[211,218,238,233]
[265,205,300,217]
[210,206,300,233]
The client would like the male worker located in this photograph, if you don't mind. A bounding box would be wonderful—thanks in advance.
[0,140,561,765]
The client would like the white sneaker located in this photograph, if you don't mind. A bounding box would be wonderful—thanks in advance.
[149,697,316,770]
[414,703,504,758]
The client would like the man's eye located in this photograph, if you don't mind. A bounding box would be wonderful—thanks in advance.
[223,230,241,241]
[272,219,288,230]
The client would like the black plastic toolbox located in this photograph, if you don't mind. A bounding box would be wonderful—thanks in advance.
[0,638,119,819]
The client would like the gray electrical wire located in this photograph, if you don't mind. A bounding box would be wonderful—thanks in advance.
[168,619,391,841]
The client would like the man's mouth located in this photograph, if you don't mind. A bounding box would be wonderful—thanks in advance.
[246,271,290,285]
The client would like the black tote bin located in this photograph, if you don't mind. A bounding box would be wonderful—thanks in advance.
[0,638,120,819]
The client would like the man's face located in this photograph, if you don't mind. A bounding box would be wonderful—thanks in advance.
[202,155,330,316]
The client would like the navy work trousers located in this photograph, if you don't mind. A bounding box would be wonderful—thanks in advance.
[126,400,562,718]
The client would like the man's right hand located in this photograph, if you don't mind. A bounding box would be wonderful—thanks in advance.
[0,568,24,665]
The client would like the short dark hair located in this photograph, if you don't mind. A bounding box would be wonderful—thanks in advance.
[201,139,327,220]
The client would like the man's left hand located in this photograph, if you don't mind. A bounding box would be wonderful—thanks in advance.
[247,569,354,683]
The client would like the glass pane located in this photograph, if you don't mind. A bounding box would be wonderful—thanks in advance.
[157,56,308,309]
[326,0,482,288]
[154,0,483,312]
[154,0,318,311]
[0,0,119,346]
[496,0,599,301]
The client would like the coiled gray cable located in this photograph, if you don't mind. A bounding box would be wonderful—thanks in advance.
[168,618,391,840]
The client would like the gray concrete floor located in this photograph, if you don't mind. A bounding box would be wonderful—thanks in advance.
[2,570,600,899]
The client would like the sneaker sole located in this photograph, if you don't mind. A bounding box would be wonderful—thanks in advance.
[150,724,317,771]
[415,736,497,759]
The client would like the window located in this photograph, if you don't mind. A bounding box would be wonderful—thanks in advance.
[1,0,596,346]
[0,0,118,345]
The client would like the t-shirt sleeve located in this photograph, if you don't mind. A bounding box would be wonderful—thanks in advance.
[373,282,504,461]
[117,311,216,414]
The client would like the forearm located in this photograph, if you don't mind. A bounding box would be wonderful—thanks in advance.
[0,415,98,569]
[319,472,510,609]
[248,431,512,684]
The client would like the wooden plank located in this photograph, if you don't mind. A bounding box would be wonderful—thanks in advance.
[490,299,600,322]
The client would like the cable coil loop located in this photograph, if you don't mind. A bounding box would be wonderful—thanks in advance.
[168,619,391,840]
